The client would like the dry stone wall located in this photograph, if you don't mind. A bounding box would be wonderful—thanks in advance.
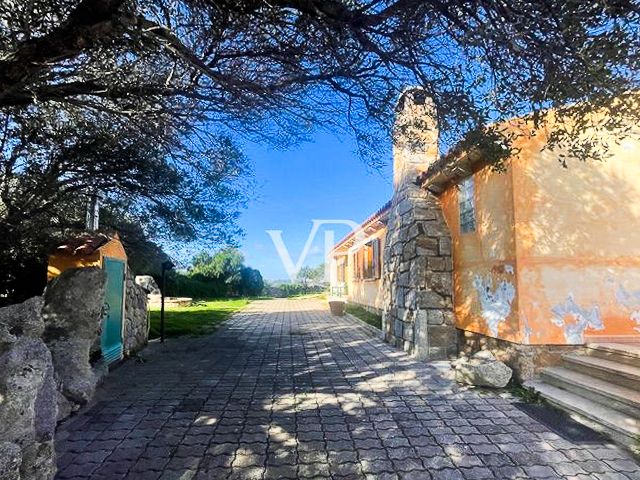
[0,266,150,479]
[124,269,149,356]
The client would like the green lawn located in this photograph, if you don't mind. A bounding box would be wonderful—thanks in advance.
[149,299,250,339]
[345,303,382,329]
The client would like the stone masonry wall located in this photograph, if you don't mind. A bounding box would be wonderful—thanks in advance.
[457,329,581,381]
[380,89,457,360]
[124,268,149,357]
[381,184,457,360]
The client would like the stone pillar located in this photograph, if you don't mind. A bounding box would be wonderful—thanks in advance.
[381,89,457,360]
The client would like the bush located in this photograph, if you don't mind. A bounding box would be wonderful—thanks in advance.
[164,273,226,298]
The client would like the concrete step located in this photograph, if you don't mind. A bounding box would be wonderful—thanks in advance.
[540,366,640,418]
[562,354,640,391]
[525,380,640,449]
[586,343,640,367]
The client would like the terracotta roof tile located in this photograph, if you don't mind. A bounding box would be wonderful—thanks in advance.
[332,199,392,253]
[54,234,111,256]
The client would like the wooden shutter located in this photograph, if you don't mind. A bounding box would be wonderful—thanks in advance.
[373,238,380,278]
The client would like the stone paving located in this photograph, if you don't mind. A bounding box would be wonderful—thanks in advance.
[54,298,640,480]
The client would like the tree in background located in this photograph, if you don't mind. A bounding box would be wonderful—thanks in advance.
[184,248,263,297]
[239,268,264,297]
[0,115,248,304]
[296,267,315,291]
[296,263,326,291]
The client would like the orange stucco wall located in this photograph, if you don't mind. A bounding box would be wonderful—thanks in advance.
[513,132,640,344]
[441,162,520,342]
[47,238,128,281]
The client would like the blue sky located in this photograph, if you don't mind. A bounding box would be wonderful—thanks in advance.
[237,131,393,281]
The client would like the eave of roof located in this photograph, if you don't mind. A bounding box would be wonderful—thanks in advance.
[54,233,113,256]
[415,147,485,194]
[331,199,392,254]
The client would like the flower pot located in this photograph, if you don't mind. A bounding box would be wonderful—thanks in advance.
[328,300,346,316]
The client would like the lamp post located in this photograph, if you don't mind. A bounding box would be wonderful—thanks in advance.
[160,260,175,343]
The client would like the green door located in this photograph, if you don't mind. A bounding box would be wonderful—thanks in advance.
[102,257,125,365]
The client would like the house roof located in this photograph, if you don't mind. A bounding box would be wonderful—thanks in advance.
[331,200,392,254]
[54,233,114,256]
[415,146,484,194]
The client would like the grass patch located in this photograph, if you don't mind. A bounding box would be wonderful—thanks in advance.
[149,298,250,339]
[345,303,382,330]
[285,292,329,300]
[507,378,542,403]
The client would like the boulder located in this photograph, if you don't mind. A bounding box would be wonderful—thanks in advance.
[453,350,512,388]
[0,297,57,480]
[41,267,107,412]
[0,297,45,342]
[135,275,160,295]
[0,442,22,480]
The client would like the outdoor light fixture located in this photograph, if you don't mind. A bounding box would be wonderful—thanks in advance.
[160,260,175,343]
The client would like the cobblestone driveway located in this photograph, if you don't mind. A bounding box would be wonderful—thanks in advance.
[55,298,640,480]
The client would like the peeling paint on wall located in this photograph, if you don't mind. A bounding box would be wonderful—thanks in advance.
[615,285,640,333]
[472,275,516,337]
[615,284,640,308]
[632,311,640,333]
[522,317,532,345]
[550,294,604,344]
[505,264,515,275]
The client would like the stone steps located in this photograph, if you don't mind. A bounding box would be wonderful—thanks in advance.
[562,353,640,391]
[527,343,640,452]
[540,366,640,418]
[586,342,640,366]
[525,381,640,447]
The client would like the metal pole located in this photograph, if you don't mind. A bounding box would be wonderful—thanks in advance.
[161,267,166,343]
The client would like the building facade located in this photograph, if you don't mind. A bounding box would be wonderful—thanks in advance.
[330,89,640,372]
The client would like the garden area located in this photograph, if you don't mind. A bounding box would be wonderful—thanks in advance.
[345,303,382,330]
[148,299,251,339]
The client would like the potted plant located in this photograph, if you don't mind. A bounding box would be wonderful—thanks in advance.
[328,298,346,316]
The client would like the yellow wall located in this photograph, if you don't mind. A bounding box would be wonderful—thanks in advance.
[513,132,640,344]
[47,252,101,280]
[331,227,387,311]
[441,161,520,342]
[47,238,128,281]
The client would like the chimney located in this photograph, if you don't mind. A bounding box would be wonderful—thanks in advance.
[392,88,439,190]
[85,191,102,231]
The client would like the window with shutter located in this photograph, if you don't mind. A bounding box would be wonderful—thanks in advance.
[373,238,380,278]
[459,177,476,234]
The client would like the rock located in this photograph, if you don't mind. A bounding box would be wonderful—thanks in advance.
[0,442,22,480]
[453,350,513,388]
[41,267,107,411]
[135,275,160,295]
[0,297,45,346]
[0,296,57,480]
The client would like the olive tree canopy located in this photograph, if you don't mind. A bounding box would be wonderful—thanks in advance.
[1,0,639,303]
[2,0,639,165]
